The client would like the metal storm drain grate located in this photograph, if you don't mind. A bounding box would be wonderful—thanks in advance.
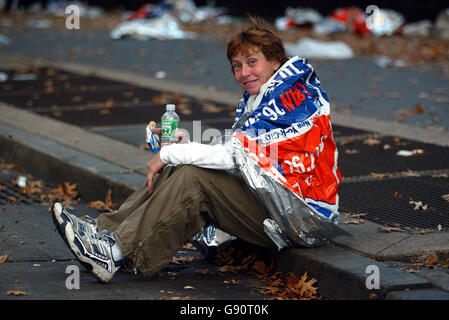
[339,176,449,232]
[0,67,234,128]
[338,136,449,178]
[0,180,42,206]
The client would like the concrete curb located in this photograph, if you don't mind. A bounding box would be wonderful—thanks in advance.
[275,244,443,300]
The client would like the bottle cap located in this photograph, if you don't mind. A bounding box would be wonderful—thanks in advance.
[166,104,175,111]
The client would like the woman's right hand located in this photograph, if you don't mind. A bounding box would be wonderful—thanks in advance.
[152,127,188,144]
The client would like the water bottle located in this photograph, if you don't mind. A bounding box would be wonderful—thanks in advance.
[160,104,180,147]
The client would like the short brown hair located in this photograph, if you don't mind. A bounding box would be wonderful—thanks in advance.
[227,16,288,70]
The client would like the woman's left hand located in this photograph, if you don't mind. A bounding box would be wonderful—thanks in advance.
[145,152,167,194]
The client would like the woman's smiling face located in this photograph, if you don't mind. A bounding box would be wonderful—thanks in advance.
[232,47,280,95]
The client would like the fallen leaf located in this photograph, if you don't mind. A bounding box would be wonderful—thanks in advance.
[195,269,211,275]
[363,138,381,146]
[413,103,425,114]
[0,255,7,263]
[370,172,390,179]
[426,255,438,265]
[88,189,116,213]
[5,290,28,296]
[377,227,406,233]
[344,149,359,154]
[409,200,428,211]
[342,218,365,225]
[171,255,195,265]
[441,194,449,202]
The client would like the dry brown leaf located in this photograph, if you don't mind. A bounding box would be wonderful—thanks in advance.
[195,269,211,275]
[377,227,406,233]
[0,255,7,263]
[88,189,116,213]
[5,290,28,296]
[253,260,268,274]
[171,255,195,265]
[363,138,381,146]
[441,194,449,202]
[183,241,196,250]
[409,200,428,211]
[344,149,359,154]
[370,172,390,179]
[426,255,438,265]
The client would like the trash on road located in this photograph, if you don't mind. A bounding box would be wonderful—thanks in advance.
[434,8,449,40]
[0,34,11,46]
[275,7,323,31]
[284,37,354,60]
[396,149,425,157]
[110,12,196,40]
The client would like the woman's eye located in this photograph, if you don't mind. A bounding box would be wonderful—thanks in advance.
[249,60,256,65]
[233,64,241,70]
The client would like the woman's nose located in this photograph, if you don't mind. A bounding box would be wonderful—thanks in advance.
[241,64,250,76]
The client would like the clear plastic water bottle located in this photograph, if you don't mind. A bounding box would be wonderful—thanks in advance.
[160,104,180,147]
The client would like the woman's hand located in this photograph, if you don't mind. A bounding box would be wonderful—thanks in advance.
[151,127,189,144]
[145,152,167,194]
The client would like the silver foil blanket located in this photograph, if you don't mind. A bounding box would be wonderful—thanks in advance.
[232,137,350,249]
[192,137,350,251]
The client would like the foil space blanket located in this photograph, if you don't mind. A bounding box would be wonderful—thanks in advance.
[194,56,349,249]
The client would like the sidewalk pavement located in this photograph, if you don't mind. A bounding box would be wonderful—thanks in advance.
[1,54,449,300]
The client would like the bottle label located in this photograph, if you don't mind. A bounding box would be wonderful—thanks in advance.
[161,120,179,140]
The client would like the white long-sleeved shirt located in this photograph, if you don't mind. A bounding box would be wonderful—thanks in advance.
[160,141,235,170]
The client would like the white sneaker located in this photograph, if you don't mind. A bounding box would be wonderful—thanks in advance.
[52,202,123,282]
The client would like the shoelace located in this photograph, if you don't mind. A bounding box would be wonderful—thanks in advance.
[85,231,115,258]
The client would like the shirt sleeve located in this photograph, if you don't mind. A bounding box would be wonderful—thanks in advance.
[159,142,236,170]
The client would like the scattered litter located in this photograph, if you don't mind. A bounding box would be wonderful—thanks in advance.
[17,176,27,187]
[441,194,449,202]
[331,7,370,34]
[396,149,425,157]
[403,20,433,36]
[313,17,346,35]
[110,12,196,40]
[0,34,11,46]
[275,7,323,31]
[434,8,449,40]
[409,200,428,211]
[437,224,443,231]
[373,56,407,68]
[377,226,406,233]
[154,70,167,79]
[366,9,404,36]
[5,290,28,296]
[0,72,7,82]
[183,285,195,290]
[284,37,354,60]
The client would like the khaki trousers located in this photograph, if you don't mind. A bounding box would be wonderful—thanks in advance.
[97,165,275,277]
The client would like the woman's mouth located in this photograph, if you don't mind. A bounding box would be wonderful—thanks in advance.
[243,79,257,87]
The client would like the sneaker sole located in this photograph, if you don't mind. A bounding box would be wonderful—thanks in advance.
[63,222,115,283]
[51,203,115,282]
